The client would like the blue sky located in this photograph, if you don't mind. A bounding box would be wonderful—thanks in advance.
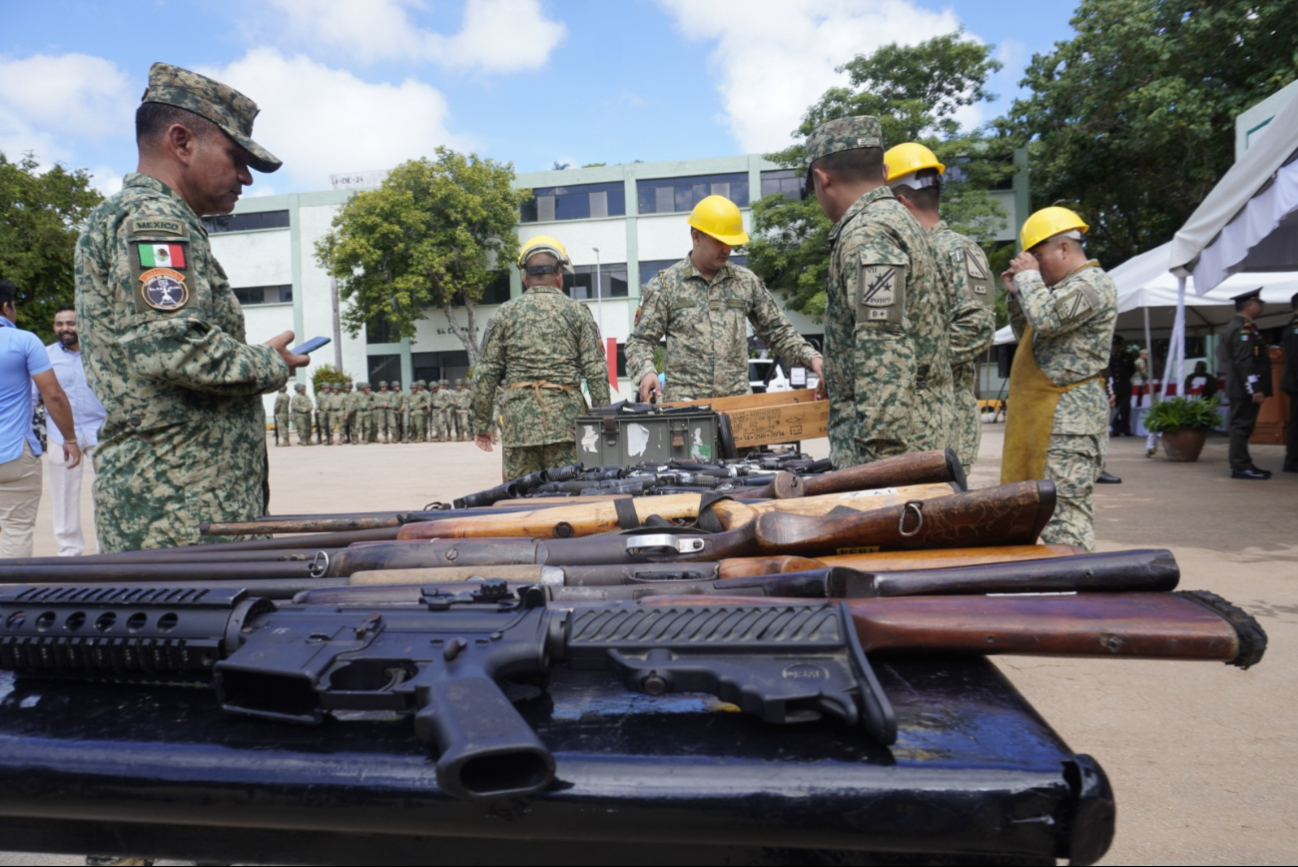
[0,0,1081,197]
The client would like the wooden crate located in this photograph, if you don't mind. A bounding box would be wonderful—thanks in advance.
[666,389,829,448]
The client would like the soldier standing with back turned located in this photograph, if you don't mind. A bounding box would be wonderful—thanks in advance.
[884,142,995,472]
[804,116,957,469]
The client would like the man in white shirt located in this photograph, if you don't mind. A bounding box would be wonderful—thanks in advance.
[38,306,105,555]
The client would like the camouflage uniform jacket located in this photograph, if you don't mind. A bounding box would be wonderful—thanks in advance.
[1009,261,1117,435]
[823,185,956,468]
[930,222,995,369]
[273,392,290,417]
[75,173,288,551]
[471,285,610,446]
[290,392,313,415]
[625,256,820,401]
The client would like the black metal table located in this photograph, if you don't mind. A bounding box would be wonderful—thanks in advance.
[0,656,1113,865]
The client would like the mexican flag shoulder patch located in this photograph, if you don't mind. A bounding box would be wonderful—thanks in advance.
[137,242,187,270]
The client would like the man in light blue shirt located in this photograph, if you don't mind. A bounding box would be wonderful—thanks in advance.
[38,305,106,555]
[0,281,80,557]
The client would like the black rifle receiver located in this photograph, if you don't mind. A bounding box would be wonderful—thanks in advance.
[0,584,894,801]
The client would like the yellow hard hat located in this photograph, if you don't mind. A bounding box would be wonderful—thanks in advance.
[884,142,945,184]
[687,195,749,246]
[1019,206,1090,251]
[517,234,572,270]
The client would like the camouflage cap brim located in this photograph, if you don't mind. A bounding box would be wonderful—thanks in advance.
[144,62,282,174]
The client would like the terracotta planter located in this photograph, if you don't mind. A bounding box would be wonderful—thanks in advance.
[1160,428,1208,462]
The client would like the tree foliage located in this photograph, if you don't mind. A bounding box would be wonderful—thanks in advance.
[747,33,1013,319]
[315,148,530,365]
[999,0,1298,267]
[0,151,103,341]
[310,363,351,393]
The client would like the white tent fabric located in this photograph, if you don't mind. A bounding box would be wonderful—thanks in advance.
[1161,89,1298,406]
[1168,88,1298,290]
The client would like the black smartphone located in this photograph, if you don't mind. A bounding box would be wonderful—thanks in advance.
[290,336,331,355]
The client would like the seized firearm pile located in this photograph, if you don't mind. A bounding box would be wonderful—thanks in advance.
[0,448,1267,800]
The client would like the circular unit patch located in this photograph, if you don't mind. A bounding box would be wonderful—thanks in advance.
[139,267,189,311]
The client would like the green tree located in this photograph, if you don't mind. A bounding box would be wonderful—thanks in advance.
[310,363,351,394]
[0,151,103,340]
[1000,0,1298,266]
[315,148,530,365]
[747,33,1013,319]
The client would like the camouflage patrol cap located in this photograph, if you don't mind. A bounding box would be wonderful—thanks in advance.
[414,380,425,388]
[358,381,370,389]
[805,116,884,167]
[294,382,305,391]
[142,62,282,173]
[378,381,389,388]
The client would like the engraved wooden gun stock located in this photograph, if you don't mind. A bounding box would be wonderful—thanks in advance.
[750,448,966,499]
[320,480,1055,576]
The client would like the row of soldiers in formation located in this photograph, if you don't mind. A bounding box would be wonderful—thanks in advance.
[272,378,497,446]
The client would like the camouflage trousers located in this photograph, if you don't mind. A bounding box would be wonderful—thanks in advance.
[274,413,291,446]
[409,411,428,442]
[502,441,579,482]
[455,410,471,441]
[1038,433,1105,553]
[434,410,451,441]
[952,363,981,472]
[293,412,313,445]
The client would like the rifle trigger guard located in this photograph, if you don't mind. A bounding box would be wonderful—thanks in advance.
[309,550,331,578]
[624,534,706,557]
[898,501,924,538]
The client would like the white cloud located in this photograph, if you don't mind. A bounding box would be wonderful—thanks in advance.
[201,48,471,190]
[265,0,566,72]
[0,52,136,165]
[656,0,969,152]
[87,165,125,197]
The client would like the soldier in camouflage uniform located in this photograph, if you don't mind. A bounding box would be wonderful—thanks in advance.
[319,383,335,445]
[626,196,823,402]
[391,382,408,443]
[453,379,473,442]
[805,116,957,469]
[472,236,610,479]
[885,142,995,472]
[1001,207,1117,551]
[273,386,291,447]
[290,383,313,445]
[349,382,368,444]
[408,381,428,442]
[344,382,362,445]
[432,380,450,442]
[374,381,391,442]
[74,62,303,551]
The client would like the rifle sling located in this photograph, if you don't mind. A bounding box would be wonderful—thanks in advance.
[696,492,737,534]
[614,497,641,531]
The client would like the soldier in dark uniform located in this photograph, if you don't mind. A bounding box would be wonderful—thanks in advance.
[1281,291,1298,473]
[1108,335,1136,436]
[1222,288,1272,479]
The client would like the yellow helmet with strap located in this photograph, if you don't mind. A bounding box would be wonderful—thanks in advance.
[884,142,945,186]
[1019,207,1089,251]
[687,195,749,246]
[517,234,572,271]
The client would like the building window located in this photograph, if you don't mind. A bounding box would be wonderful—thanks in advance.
[232,284,292,305]
[202,210,290,234]
[638,256,746,290]
[636,173,749,214]
[520,182,626,223]
[760,169,805,201]
[366,311,396,344]
[480,271,512,305]
[412,350,470,385]
[569,263,628,300]
[638,259,679,288]
[367,354,401,386]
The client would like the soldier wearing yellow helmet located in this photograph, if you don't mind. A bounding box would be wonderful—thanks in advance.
[885,142,996,473]
[625,195,823,402]
[470,234,610,480]
[1000,206,1117,551]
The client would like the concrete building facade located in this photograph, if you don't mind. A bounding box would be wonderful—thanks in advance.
[211,154,1023,415]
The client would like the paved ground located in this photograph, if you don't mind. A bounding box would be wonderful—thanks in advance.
[5,424,1296,865]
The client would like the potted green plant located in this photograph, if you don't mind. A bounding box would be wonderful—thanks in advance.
[1142,395,1220,461]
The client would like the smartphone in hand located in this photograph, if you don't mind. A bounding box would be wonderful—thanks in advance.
[290,336,331,355]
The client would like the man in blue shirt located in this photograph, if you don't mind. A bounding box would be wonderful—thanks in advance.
[37,305,106,555]
[0,281,80,557]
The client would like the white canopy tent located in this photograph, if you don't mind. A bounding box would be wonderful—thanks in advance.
[1157,87,1298,399]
